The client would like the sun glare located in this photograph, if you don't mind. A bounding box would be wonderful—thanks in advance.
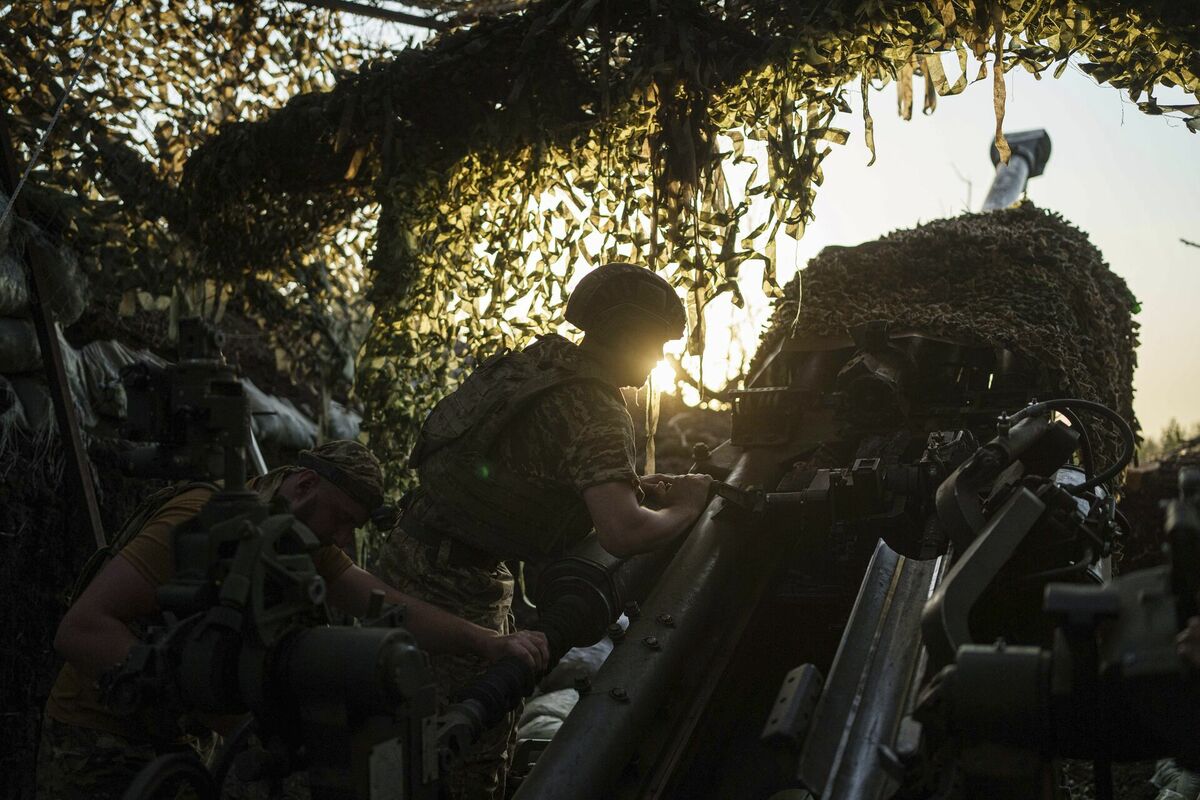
[650,359,678,394]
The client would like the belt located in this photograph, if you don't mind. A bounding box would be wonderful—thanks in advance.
[399,510,503,571]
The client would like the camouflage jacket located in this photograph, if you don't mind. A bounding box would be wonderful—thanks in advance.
[405,334,637,562]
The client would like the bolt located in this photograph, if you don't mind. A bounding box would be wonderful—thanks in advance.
[656,613,675,627]
[609,687,629,702]
[643,635,661,650]
[607,623,626,641]
[624,600,641,619]
[692,442,711,462]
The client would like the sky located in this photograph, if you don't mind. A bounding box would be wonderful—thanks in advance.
[365,17,1199,438]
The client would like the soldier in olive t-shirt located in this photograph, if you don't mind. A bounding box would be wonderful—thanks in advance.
[37,441,550,800]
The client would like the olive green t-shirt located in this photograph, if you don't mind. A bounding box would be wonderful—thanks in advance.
[46,484,352,738]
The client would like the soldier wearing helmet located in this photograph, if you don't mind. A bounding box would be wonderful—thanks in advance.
[378,262,714,799]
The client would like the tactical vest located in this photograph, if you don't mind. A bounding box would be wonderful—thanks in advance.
[407,334,624,562]
[66,469,299,605]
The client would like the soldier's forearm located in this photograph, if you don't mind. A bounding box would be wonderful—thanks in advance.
[328,564,496,657]
[53,612,139,682]
[598,504,697,557]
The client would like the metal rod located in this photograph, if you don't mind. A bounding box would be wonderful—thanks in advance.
[247,422,269,477]
[0,104,106,549]
[290,0,448,29]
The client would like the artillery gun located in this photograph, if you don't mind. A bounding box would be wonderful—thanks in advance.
[511,131,1195,800]
[106,133,1190,800]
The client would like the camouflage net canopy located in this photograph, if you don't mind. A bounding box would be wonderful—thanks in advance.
[752,202,1140,469]
[4,1,1198,491]
[1,1,384,399]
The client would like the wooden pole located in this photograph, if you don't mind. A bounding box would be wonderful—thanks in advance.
[0,105,106,549]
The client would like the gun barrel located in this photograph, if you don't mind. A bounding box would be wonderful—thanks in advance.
[982,129,1052,211]
[515,446,783,800]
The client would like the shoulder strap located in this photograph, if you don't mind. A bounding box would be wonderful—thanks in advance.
[471,369,621,453]
[67,480,218,604]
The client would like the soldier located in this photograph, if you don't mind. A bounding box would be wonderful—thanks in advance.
[37,440,549,800]
[379,263,714,799]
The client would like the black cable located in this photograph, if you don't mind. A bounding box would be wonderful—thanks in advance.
[1018,547,1096,585]
[1011,399,1135,494]
[1060,407,1096,483]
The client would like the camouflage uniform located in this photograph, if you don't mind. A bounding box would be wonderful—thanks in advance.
[36,441,383,800]
[379,333,638,799]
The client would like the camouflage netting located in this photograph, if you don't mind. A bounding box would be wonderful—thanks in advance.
[11,0,1182,491]
[751,202,1140,470]
[0,3,1193,790]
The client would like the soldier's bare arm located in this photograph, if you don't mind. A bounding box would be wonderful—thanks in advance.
[53,554,158,680]
[326,565,550,670]
[584,473,713,558]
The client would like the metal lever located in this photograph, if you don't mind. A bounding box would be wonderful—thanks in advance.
[709,481,804,515]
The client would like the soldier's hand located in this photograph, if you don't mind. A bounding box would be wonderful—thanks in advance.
[1178,616,1200,667]
[481,630,551,672]
[639,473,674,505]
[659,473,714,514]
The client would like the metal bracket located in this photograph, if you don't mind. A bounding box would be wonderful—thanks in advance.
[761,663,824,749]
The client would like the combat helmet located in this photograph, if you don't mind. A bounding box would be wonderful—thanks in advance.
[565,263,687,341]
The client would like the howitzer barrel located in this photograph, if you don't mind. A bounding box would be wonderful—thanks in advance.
[982,129,1051,211]
[515,446,783,800]
[797,541,950,798]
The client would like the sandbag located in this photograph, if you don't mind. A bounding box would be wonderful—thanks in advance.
[36,237,89,326]
[78,339,164,420]
[244,378,319,451]
[517,715,566,742]
[2,322,96,432]
[6,222,90,324]
[0,317,41,373]
[327,399,362,441]
[516,688,580,743]
[0,373,27,433]
[518,689,579,728]
[0,252,29,316]
[9,375,51,432]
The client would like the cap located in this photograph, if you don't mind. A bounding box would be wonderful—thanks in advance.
[298,439,385,513]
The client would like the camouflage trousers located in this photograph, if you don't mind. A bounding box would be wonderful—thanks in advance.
[378,533,519,800]
[35,715,216,800]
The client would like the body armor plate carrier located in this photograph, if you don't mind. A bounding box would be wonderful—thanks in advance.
[407,335,623,562]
